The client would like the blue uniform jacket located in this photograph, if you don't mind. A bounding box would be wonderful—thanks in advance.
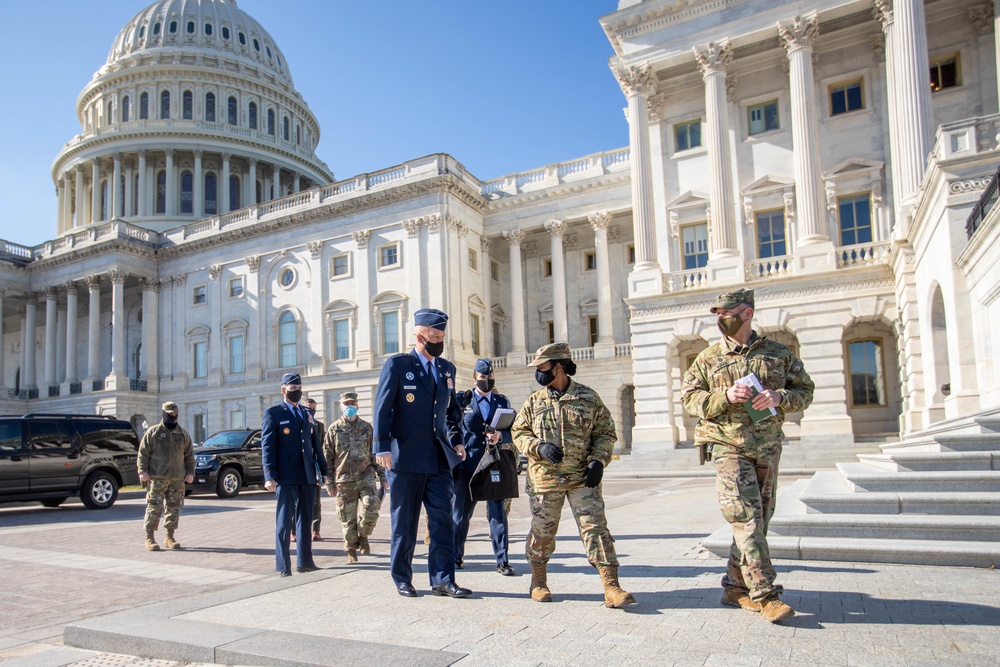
[455,389,512,474]
[373,349,464,474]
[261,402,327,485]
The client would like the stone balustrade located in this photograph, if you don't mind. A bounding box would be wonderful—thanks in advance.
[666,267,708,292]
[836,241,891,268]
[480,147,630,198]
[746,255,793,281]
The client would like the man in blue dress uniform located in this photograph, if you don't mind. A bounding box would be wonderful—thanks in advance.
[454,358,515,576]
[373,308,471,598]
[262,372,328,577]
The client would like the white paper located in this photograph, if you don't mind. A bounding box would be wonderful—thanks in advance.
[490,408,516,430]
[735,373,778,416]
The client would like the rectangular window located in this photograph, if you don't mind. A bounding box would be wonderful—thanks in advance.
[930,54,960,92]
[543,258,552,277]
[830,79,864,116]
[589,316,599,347]
[381,311,399,355]
[470,313,481,355]
[228,277,244,298]
[229,335,244,374]
[331,254,349,277]
[627,244,635,264]
[492,321,502,357]
[681,223,709,269]
[848,339,885,406]
[193,285,206,305]
[229,410,245,430]
[468,248,478,271]
[193,342,207,378]
[748,100,779,135]
[584,251,597,271]
[379,244,399,268]
[333,318,350,360]
[755,210,787,258]
[490,260,500,282]
[193,414,206,444]
[675,119,702,151]
[546,320,555,345]
[838,193,873,246]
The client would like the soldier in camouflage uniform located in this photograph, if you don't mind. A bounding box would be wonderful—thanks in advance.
[324,391,389,563]
[137,401,195,551]
[681,289,814,623]
[511,343,635,609]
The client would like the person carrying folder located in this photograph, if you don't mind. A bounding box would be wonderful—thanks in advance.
[680,288,814,623]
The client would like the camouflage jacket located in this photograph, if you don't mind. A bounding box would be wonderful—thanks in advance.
[680,331,815,449]
[512,379,617,492]
[137,422,194,480]
[323,416,386,487]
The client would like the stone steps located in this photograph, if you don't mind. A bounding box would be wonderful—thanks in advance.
[836,462,1000,492]
[857,450,1000,471]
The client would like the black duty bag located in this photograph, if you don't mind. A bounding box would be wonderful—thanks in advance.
[469,445,519,501]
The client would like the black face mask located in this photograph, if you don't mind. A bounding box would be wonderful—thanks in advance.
[285,389,303,403]
[535,367,557,387]
[162,411,178,428]
[476,378,495,393]
[423,339,445,358]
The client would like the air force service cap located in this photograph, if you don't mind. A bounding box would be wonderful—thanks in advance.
[280,372,302,385]
[474,358,493,375]
[414,308,448,330]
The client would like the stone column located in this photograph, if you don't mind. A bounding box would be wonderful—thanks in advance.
[615,64,663,295]
[90,159,102,224]
[137,150,148,216]
[56,299,66,383]
[44,288,58,388]
[995,1,1000,109]
[141,278,159,389]
[56,181,67,234]
[62,174,74,231]
[112,153,123,219]
[108,270,127,387]
[0,289,5,390]
[293,172,301,193]
[589,212,616,358]
[64,282,79,386]
[248,159,258,205]
[164,149,176,216]
[481,237,494,356]
[75,166,85,227]
[502,229,527,357]
[890,0,933,205]
[272,164,281,200]
[221,153,231,214]
[544,220,569,343]
[24,293,37,390]
[193,150,204,217]
[85,275,102,383]
[124,160,135,217]
[873,1,903,215]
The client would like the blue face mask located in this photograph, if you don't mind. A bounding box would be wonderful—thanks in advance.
[344,406,358,419]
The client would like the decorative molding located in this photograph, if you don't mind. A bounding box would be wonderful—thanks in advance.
[245,255,261,273]
[352,229,371,248]
[693,41,732,77]
[501,229,525,246]
[969,3,994,36]
[85,274,103,289]
[949,178,990,193]
[563,233,579,251]
[872,0,893,30]
[869,33,885,63]
[778,13,819,54]
[401,217,423,237]
[208,264,223,280]
[544,219,566,238]
[647,93,667,122]
[613,63,656,97]
[725,74,737,103]
[108,269,127,285]
[588,211,612,231]
[480,236,492,252]
[307,241,323,259]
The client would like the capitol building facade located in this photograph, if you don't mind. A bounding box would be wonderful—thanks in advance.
[1,0,998,468]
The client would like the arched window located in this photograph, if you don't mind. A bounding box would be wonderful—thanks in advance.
[106,100,114,124]
[187,21,195,34]
[153,22,160,35]
[296,125,301,145]
[139,92,149,119]
[156,171,166,214]
[180,170,193,213]
[248,101,257,129]
[169,20,177,33]
[282,116,289,140]
[205,172,218,215]
[122,95,130,122]
[204,23,213,36]
[205,92,216,122]
[267,109,275,135]
[160,90,170,119]
[138,25,145,39]
[100,180,108,220]
[227,96,237,125]
[279,311,297,367]
[229,175,240,211]
[182,90,193,119]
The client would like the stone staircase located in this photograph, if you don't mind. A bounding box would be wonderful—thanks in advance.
[702,411,1000,568]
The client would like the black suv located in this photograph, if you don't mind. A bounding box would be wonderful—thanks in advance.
[0,414,140,509]
[190,429,265,498]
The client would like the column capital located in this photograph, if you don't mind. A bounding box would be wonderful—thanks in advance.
[871,0,893,29]
[108,269,128,285]
[968,3,994,36]
[137,149,147,159]
[24,291,38,305]
[869,33,886,62]
[221,152,232,161]
[138,277,160,292]
[85,274,103,289]
[693,41,732,77]
[614,63,656,98]
[307,241,323,259]
[588,211,612,231]
[209,264,222,280]
[193,149,204,159]
[647,93,667,123]
[544,219,566,238]
[352,229,371,248]
[45,286,59,300]
[480,236,492,252]
[501,229,524,246]
[778,14,819,54]
[172,273,188,285]
[0,287,6,298]
[112,152,122,162]
[246,255,261,272]
[401,217,423,237]
[248,157,258,167]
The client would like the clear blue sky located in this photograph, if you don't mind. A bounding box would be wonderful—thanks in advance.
[0,0,627,247]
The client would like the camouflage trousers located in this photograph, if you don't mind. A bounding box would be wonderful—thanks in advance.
[713,442,782,602]
[144,478,185,532]
[525,486,618,568]
[335,478,381,550]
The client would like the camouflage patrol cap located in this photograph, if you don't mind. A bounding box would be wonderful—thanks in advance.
[339,391,358,403]
[161,401,179,413]
[527,342,572,367]
[710,288,755,313]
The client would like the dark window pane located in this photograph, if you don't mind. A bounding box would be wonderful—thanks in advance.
[831,90,846,115]
[847,84,863,111]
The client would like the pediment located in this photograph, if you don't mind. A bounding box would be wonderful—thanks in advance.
[741,175,794,195]
[823,158,883,179]
[666,190,710,209]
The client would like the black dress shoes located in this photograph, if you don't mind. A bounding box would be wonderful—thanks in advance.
[296,565,320,573]
[496,563,515,576]
[278,571,292,578]
[432,581,472,598]
[397,582,418,598]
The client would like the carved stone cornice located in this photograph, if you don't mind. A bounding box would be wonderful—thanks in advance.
[588,211,612,231]
[969,3,994,36]
[307,241,323,258]
[778,14,819,55]
[544,219,566,238]
[614,63,656,98]
[693,41,732,78]
[246,255,261,273]
[85,274,103,289]
[872,0,893,29]
[502,229,525,246]
[352,229,371,248]
[208,264,222,280]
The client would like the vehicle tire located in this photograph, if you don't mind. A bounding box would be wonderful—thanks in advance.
[40,497,68,508]
[216,467,242,498]
[81,471,119,509]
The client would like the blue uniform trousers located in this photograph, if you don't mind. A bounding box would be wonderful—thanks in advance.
[452,470,509,566]
[275,483,317,573]
[387,467,456,587]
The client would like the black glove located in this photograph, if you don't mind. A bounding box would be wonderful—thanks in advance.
[537,442,564,464]
[584,460,604,488]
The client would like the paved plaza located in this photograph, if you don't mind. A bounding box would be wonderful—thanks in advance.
[1,472,999,666]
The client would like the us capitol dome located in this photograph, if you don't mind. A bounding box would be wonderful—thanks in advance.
[51,0,335,235]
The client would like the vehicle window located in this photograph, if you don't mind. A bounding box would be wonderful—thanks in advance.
[248,435,262,449]
[0,422,23,452]
[203,431,250,447]
[76,422,138,451]
[27,422,72,450]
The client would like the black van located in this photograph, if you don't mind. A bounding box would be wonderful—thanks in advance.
[0,414,140,509]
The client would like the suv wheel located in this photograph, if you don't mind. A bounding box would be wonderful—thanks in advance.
[40,497,68,508]
[216,467,242,498]
[81,471,119,509]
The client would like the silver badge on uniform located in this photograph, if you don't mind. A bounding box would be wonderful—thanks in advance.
[406,372,415,380]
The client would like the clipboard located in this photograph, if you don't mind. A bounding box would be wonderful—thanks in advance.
[490,408,516,431]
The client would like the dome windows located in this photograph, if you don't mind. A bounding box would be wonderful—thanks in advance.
[206,93,216,122]
[160,90,170,119]
[187,21,195,34]
[204,23,212,36]
[153,22,160,36]
[140,92,149,120]
[238,31,246,45]
[248,102,257,130]
[253,38,260,51]
[138,25,145,39]
[267,109,275,135]
[282,116,289,141]
[266,45,272,59]
[227,96,238,126]
[169,20,177,34]
[183,90,193,120]
[122,96,130,122]
[221,26,229,40]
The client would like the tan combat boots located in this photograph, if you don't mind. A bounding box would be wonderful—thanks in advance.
[598,565,636,608]
[145,529,160,552]
[529,561,552,602]
[164,529,180,550]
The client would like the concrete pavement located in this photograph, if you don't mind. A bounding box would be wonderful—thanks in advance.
[1,473,999,666]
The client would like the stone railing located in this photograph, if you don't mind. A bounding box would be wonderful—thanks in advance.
[31,220,158,261]
[480,147,630,198]
[1,240,34,264]
[7,389,27,399]
[746,255,793,281]
[264,366,305,383]
[836,241,891,268]
[92,379,105,392]
[615,343,632,357]
[571,347,595,362]
[490,357,508,370]
[666,267,709,292]
[130,379,148,392]
[48,385,60,397]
